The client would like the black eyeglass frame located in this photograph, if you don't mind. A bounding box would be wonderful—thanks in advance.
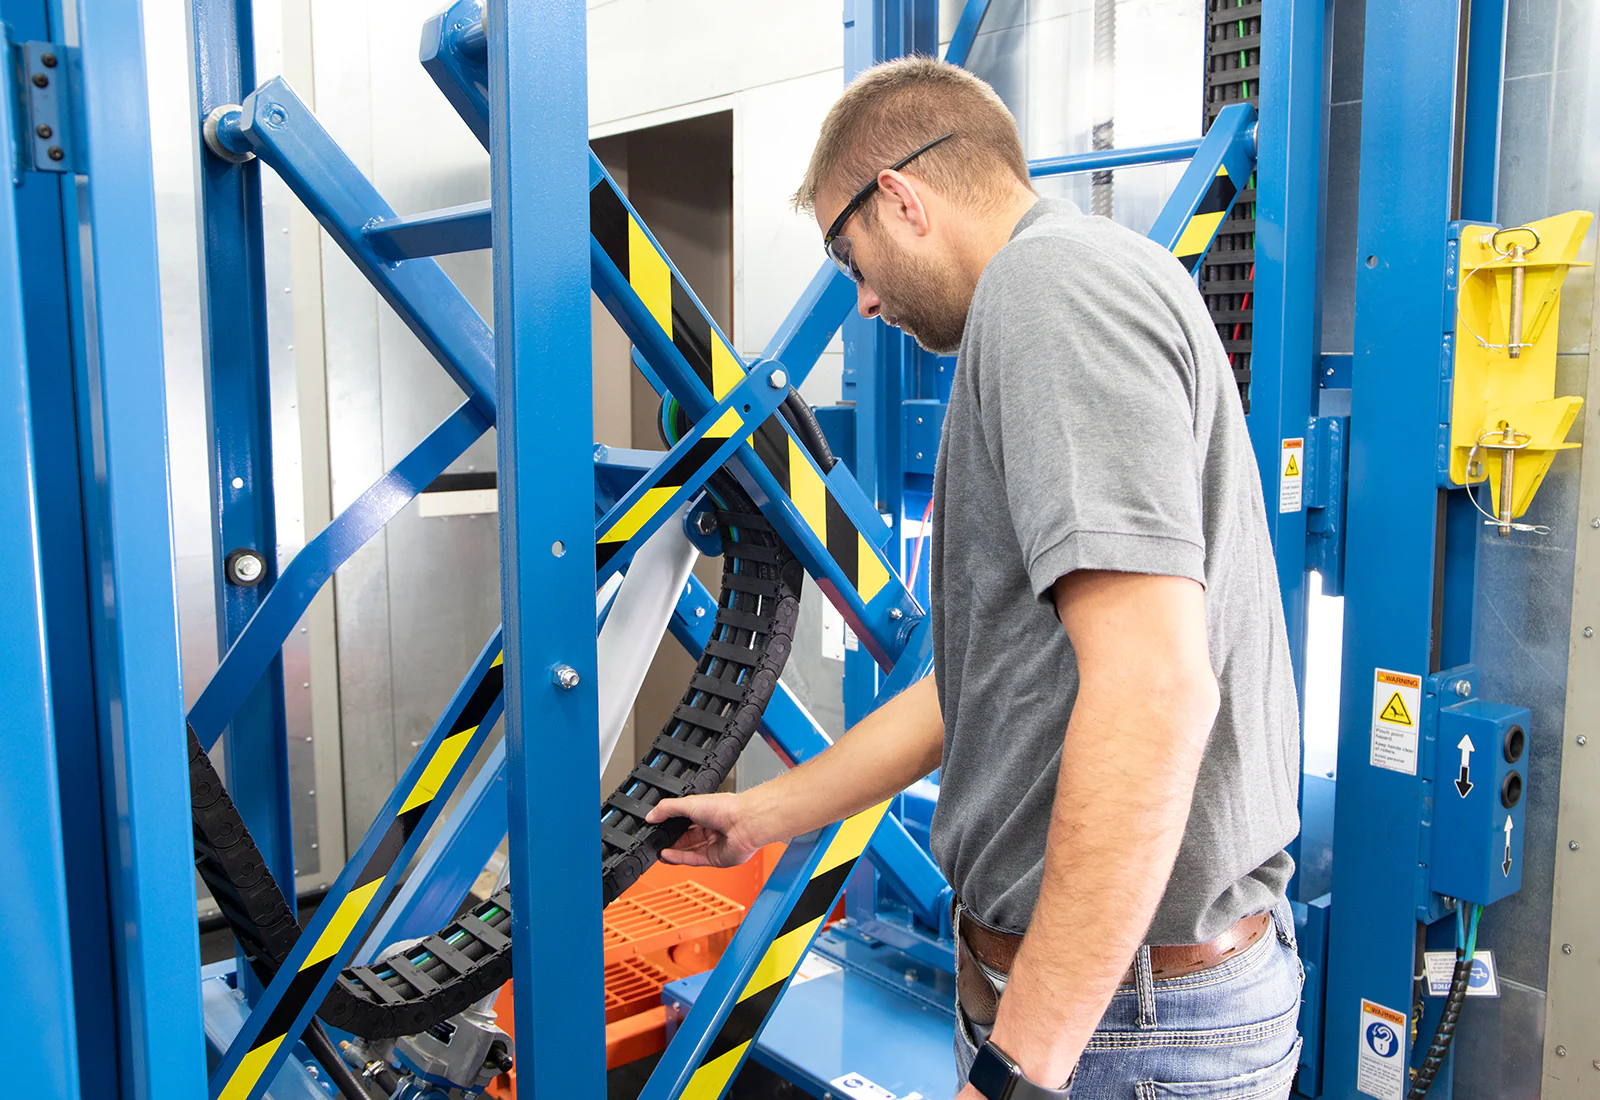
[822,131,956,281]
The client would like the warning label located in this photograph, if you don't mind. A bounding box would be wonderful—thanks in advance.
[1279,437,1304,514]
[1371,669,1422,775]
[1357,999,1407,1100]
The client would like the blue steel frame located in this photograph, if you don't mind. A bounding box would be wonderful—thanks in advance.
[189,0,296,973]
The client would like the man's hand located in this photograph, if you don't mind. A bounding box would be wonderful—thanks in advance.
[645,793,766,868]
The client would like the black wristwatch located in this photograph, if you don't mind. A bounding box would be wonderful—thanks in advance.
[968,1039,1072,1100]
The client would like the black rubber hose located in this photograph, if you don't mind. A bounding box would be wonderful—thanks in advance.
[305,1021,380,1100]
[780,388,837,471]
[1406,952,1471,1098]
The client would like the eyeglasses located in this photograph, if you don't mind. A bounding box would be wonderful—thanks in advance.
[823,131,956,282]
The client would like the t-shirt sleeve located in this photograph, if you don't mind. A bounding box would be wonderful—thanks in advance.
[974,235,1207,600]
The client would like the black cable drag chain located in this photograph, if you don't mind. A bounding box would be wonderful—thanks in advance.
[188,469,801,1039]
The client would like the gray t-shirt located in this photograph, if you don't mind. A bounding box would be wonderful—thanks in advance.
[928,199,1300,945]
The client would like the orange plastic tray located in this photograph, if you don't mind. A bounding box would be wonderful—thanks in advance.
[603,880,745,965]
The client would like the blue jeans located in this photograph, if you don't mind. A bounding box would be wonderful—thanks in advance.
[955,903,1305,1099]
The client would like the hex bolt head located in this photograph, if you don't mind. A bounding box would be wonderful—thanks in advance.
[1592,518,1600,529]
[34,124,51,139]
[1454,680,1472,697]
[41,52,57,68]
[768,369,788,390]
[694,606,705,618]
[1571,841,1581,851]
[889,608,904,620]
[1579,735,1589,746]
[31,73,48,88]
[47,146,63,161]
[552,664,580,690]
[1563,943,1573,954]
[224,548,267,587]
[695,511,718,535]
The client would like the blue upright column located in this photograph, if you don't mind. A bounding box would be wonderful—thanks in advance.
[1324,1,1468,1097]
[75,0,208,1093]
[486,0,606,1096]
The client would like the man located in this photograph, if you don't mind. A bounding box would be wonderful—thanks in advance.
[646,57,1303,1099]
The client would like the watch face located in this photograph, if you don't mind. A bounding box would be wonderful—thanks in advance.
[969,1042,1016,1100]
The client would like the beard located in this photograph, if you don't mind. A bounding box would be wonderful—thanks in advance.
[870,237,971,355]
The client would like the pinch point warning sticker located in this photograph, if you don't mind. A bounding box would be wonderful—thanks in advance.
[1279,437,1304,514]
[1371,668,1422,776]
[1357,999,1407,1100]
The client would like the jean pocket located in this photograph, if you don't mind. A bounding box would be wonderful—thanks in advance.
[1136,1037,1302,1100]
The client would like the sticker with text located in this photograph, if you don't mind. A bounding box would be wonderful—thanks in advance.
[1357,998,1407,1100]
[1370,668,1421,775]
[1279,437,1304,513]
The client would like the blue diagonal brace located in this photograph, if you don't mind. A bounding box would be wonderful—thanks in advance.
[188,402,489,750]
[207,633,505,1100]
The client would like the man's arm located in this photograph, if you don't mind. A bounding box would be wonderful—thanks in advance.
[645,673,944,867]
[976,569,1218,1091]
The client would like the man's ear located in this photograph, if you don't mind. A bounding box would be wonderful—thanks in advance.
[877,169,932,237]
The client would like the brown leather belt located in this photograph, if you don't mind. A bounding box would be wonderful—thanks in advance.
[955,908,1273,1029]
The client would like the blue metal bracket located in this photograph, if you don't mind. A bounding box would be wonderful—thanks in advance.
[901,399,945,477]
[365,200,491,260]
[1304,415,1348,596]
[15,41,81,173]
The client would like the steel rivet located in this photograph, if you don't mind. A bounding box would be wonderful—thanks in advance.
[41,52,57,68]
[31,73,47,88]
[552,664,580,690]
[1571,841,1581,851]
[1586,627,1595,639]
[47,146,63,161]
[1557,1046,1567,1057]
[916,451,924,459]
[889,608,903,620]
[1591,518,1600,529]
[768,369,788,390]
[1578,735,1588,746]
[1455,681,1471,697]
[1563,943,1573,954]
[310,842,318,850]
[34,124,51,139]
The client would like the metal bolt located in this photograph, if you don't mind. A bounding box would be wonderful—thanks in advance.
[696,511,718,535]
[34,124,51,140]
[1571,841,1581,851]
[904,969,917,982]
[1455,681,1472,697]
[302,682,309,689]
[41,52,57,68]
[1563,943,1573,954]
[1591,518,1600,529]
[1587,627,1595,639]
[1326,367,1335,377]
[1557,1046,1567,1057]
[889,608,903,620]
[552,664,580,690]
[31,73,47,88]
[916,451,924,459]
[694,607,705,618]
[225,548,266,587]
[768,369,788,390]
[47,146,63,161]
[1578,735,1588,746]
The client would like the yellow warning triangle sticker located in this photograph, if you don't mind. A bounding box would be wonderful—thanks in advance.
[1380,692,1413,726]
[1284,454,1300,478]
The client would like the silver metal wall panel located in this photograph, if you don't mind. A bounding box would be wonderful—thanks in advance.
[1459,0,1600,1095]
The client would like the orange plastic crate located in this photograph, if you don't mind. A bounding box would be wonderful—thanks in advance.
[601,880,744,965]
[604,957,674,1024]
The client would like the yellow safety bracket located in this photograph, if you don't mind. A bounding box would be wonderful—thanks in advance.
[1451,210,1592,529]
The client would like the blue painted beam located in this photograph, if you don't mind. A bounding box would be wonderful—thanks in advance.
[486,1,607,1097]
[944,0,993,68]
[0,41,81,1099]
[1027,138,1204,178]
[364,200,491,260]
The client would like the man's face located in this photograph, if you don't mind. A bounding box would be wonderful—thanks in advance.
[816,181,973,356]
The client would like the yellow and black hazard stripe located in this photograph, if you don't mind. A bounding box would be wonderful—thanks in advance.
[591,179,744,400]
[595,406,745,571]
[218,654,505,1100]
[590,177,892,608]
[678,802,890,1100]
[1171,167,1238,272]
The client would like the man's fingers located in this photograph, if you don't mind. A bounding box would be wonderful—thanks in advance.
[646,796,691,824]
[660,847,712,867]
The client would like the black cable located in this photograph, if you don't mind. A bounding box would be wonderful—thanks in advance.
[305,1020,381,1100]
[1406,905,1477,1098]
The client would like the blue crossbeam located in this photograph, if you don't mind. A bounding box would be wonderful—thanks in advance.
[1028,138,1205,178]
[188,402,488,750]
[207,79,496,418]
[365,200,491,260]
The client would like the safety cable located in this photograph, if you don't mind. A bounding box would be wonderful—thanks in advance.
[1406,902,1480,1098]
[188,468,801,1040]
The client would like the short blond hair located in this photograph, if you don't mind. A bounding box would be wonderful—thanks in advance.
[794,56,1032,219]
